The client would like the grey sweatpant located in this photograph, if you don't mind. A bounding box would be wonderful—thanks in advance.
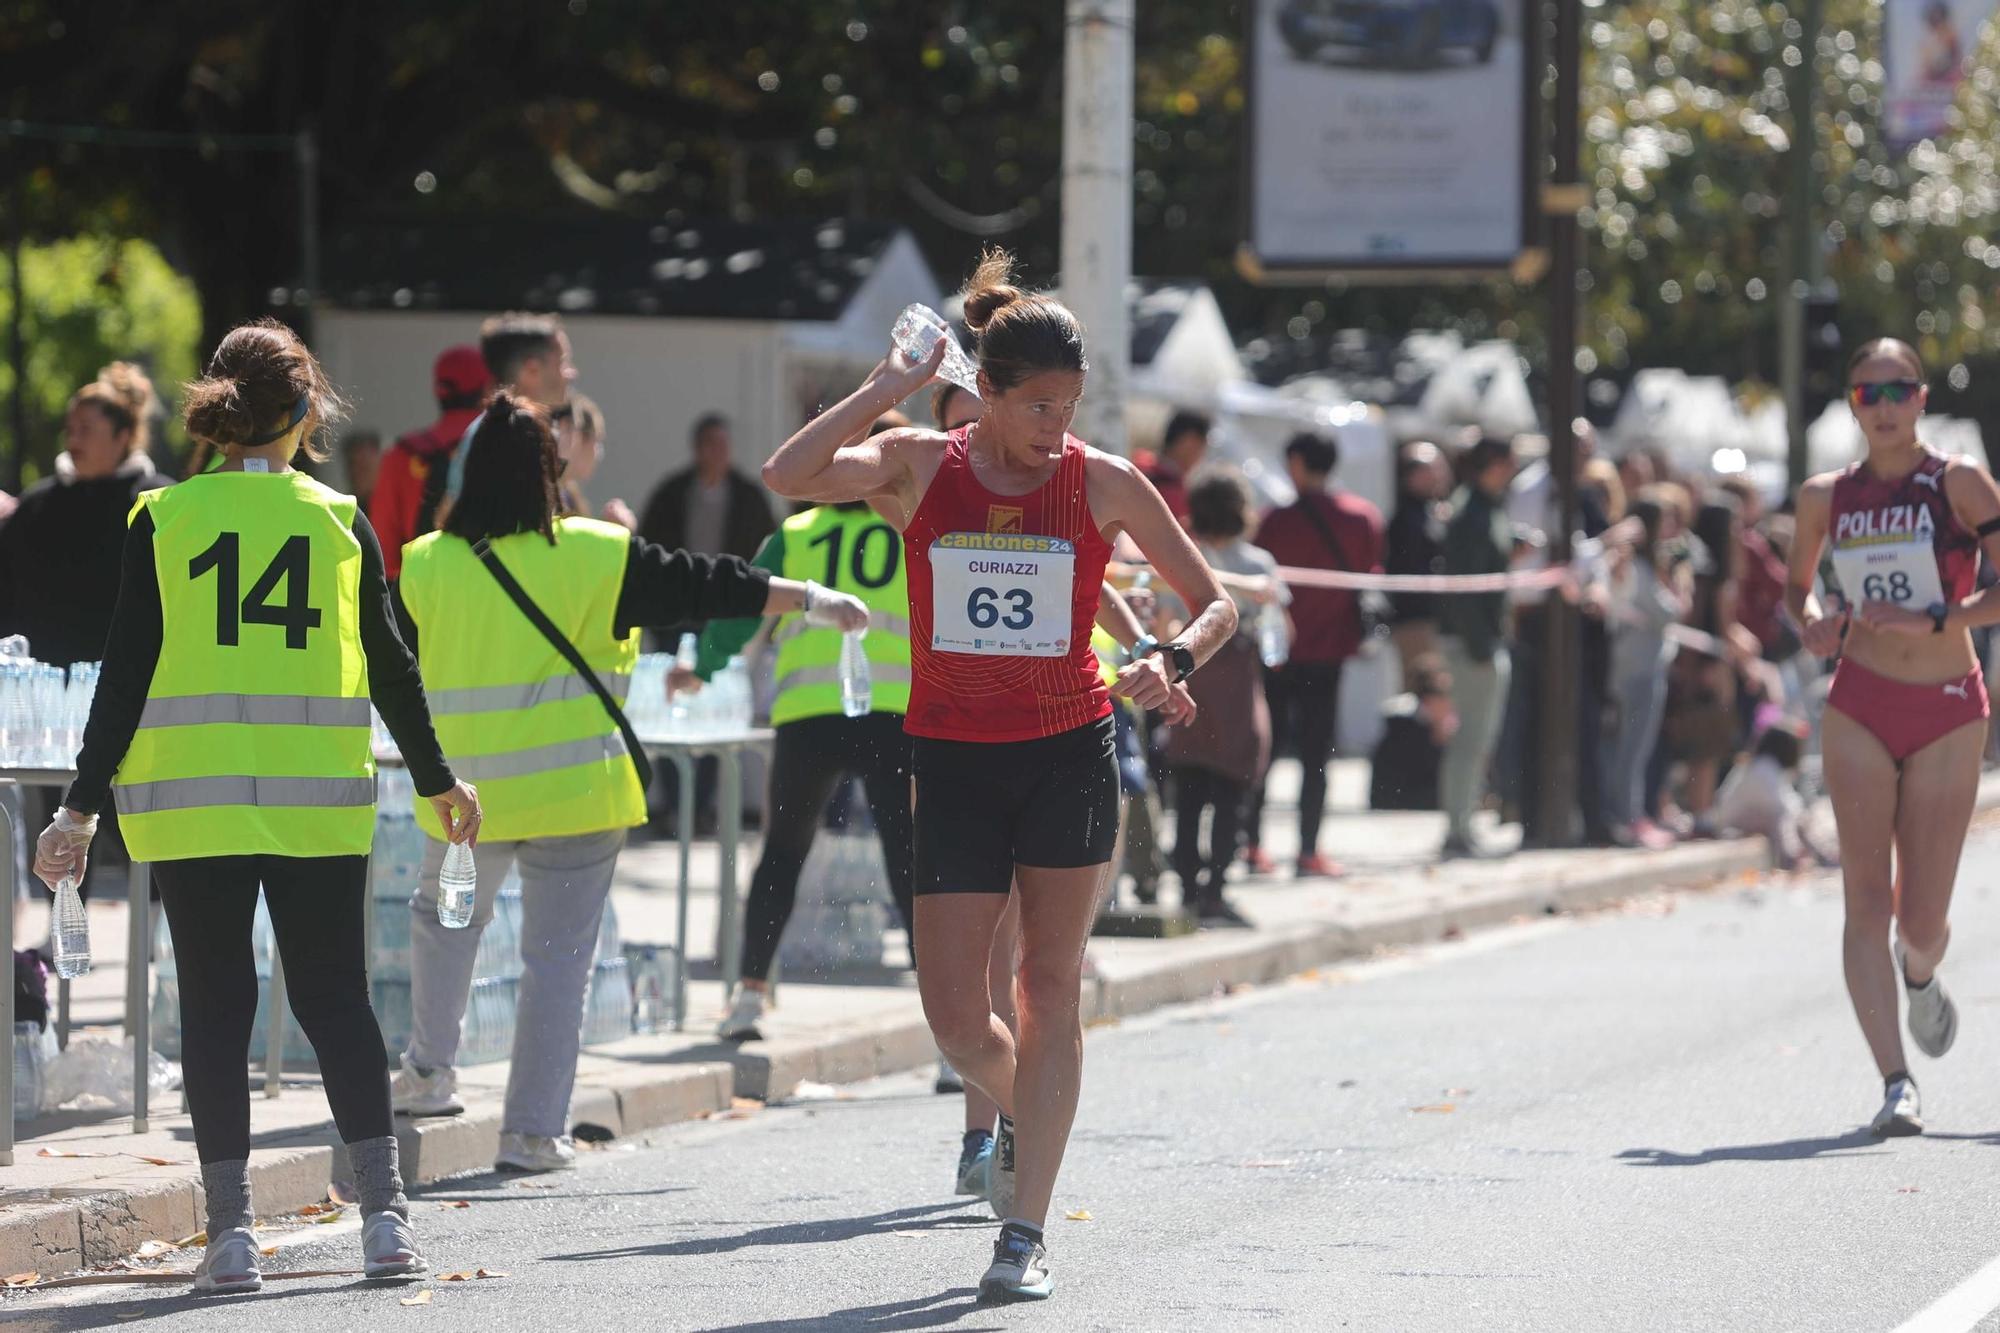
[1440,639,1511,843]
[405,828,626,1138]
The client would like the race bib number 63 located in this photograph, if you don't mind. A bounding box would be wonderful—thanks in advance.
[929,532,1076,657]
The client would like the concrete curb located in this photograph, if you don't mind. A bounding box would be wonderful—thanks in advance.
[0,830,1824,1278]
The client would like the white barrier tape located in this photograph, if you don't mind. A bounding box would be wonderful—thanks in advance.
[1270,565,1572,594]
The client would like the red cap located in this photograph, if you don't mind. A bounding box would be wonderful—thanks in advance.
[433,345,491,403]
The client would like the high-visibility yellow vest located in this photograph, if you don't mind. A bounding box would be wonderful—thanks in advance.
[113,472,376,861]
[771,505,910,725]
[398,517,643,841]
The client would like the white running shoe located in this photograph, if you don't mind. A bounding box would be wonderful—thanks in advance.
[495,1131,578,1173]
[979,1222,1054,1304]
[191,1227,263,1295]
[362,1210,428,1279]
[717,988,765,1042]
[1897,941,1959,1058]
[988,1114,1017,1220]
[1871,1077,1923,1138]
[935,1057,965,1095]
[391,1054,464,1117]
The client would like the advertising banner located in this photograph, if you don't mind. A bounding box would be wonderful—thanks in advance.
[1883,0,1999,145]
[1242,0,1535,280]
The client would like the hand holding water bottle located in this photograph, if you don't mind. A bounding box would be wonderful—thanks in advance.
[865,323,951,402]
[426,779,482,846]
[887,304,982,399]
[34,807,97,890]
[803,580,870,632]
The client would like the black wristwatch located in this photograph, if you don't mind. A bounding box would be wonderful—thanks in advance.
[1929,601,1949,634]
[1153,642,1197,683]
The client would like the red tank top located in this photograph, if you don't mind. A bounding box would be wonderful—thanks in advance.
[903,428,1113,743]
[1828,448,1979,605]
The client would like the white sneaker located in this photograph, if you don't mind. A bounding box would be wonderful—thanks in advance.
[362,1210,428,1279]
[1871,1077,1923,1137]
[717,988,765,1042]
[1897,940,1959,1058]
[391,1054,464,1117]
[495,1131,577,1173]
[192,1227,262,1295]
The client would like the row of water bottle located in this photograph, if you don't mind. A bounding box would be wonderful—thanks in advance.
[627,637,754,741]
[0,638,99,770]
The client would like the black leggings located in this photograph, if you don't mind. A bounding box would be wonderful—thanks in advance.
[1173,766,1244,907]
[155,853,391,1164]
[740,712,916,983]
[1247,661,1341,857]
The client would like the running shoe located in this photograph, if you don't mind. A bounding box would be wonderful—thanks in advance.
[988,1114,1018,1220]
[390,1055,464,1118]
[1242,845,1278,876]
[979,1222,1053,1304]
[361,1211,428,1280]
[191,1227,263,1295]
[1196,898,1253,930]
[717,987,765,1042]
[956,1131,995,1197]
[935,1057,965,1095]
[1296,853,1346,878]
[495,1132,578,1173]
[1897,940,1960,1058]
[1871,1077,1923,1137]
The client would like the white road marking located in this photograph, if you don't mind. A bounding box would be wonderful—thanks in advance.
[1894,1253,2000,1333]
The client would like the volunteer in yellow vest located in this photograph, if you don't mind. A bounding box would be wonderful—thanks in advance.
[386,393,866,1171]
[35,320,481,1296]
[698,489,916,1046]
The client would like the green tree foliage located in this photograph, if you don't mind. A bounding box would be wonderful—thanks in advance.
[0,237,201,484]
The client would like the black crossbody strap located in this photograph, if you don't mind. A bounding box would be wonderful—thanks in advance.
[1294,494,1352,571]
[471,538,654,792]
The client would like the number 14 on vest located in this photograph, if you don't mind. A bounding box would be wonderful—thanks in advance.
[929,532,1076,657]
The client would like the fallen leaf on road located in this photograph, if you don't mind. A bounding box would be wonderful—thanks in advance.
[1445,1088,1473,1097]
[131,1156,182,1167]
[720,1097,763,1120]
[400,1290,433,1306]
[512,1181,558,1190]
[441,1271,478,1282]
[260,1246,279,1257]
[474,1269,509,1279]
[298,1202,338,1216]
[173,1232,207,1249]
[36,1147,108,1158]
[5,1273,39,1288]
[133,1241,175,1260]
[439,1201,471,1210]
[311,1209,348,1224]
[1411,1103,1457,1115]
[1064,1210,1094,1222]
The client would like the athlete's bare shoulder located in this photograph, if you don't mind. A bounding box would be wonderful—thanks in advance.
[1081,445,1144,492]
[1797,472,1840,511]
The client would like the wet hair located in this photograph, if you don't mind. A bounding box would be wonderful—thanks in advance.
[479,311,564,385]
[959,247,1088,393]
[1847,337,1925,383]
[182,319,346,463]
[444,390,562,547]
[569,392,605,442]
[1284,431,1339,476]
[1187,468,1253,540]
[1754,722,1803,770]
[691,412,730,446]
[69,361,157,455]
[1162,411,1210,452]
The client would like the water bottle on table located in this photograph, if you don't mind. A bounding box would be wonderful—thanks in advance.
[438,840,477,929]
[839,628,872,717]
[52,872,90,977]
[890,304,981,398]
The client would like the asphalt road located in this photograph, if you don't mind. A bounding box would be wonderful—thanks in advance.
[15,830,2000,1331]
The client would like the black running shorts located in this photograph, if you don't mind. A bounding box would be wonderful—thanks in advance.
[912,712,1120,895]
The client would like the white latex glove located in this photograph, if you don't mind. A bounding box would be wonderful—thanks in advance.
[35,808,98,890]
[803,580,871,632]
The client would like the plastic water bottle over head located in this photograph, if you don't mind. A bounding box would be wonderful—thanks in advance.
[890,304,981,399]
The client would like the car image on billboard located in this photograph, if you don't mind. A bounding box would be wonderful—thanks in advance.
[1278,0,1501,69]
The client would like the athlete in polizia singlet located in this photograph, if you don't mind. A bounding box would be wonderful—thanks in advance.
[1787,336,2000,1138]
[763,248,1236,1304]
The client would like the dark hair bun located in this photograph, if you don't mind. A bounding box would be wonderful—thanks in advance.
[960,248,1024,334]
[182,376,259,448]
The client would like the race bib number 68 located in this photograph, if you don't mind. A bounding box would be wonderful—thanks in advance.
[929,532,1076,657]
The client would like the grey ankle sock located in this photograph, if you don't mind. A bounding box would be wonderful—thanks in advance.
[200,1159,254,1235]
[349,1135,409,1220]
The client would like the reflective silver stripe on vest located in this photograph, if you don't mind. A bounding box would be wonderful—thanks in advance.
[137,694,372,730]
[115,775,377,815]
[426,672,633,716]
[773,662,914,693]
[448,733,627,782]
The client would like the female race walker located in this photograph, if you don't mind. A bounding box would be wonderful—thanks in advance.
[35,321,481,1292]
[1787,336,2000,1137]
[764,249,1236,1304]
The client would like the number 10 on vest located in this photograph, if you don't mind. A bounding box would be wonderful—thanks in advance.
[929,532,1075,657]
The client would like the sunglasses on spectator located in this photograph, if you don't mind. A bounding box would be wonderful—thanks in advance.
[1848,379,1923,407]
